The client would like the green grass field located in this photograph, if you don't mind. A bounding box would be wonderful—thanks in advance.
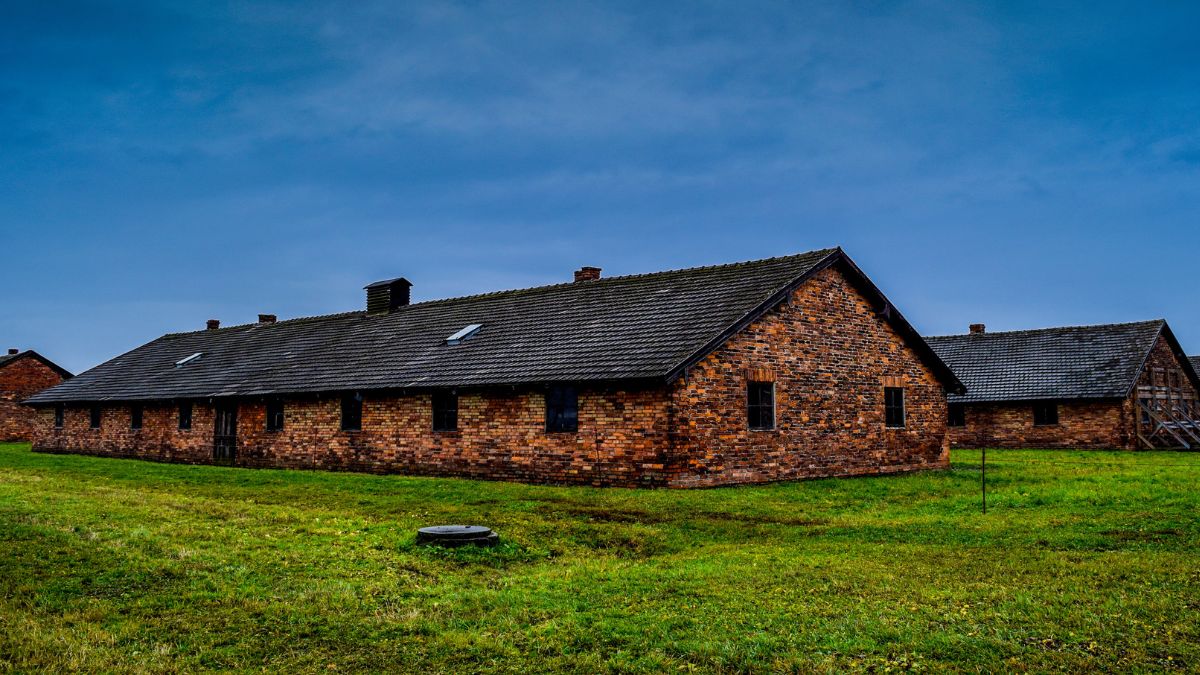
[1,443,1197,673]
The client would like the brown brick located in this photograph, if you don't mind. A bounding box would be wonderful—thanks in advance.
[948,333,1198,450]
[32,266,950,487]
[1,357,68,441]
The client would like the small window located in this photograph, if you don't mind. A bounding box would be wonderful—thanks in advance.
[175,352,203,367]
[545,385,578,433]
[446,324,483,345]
[885,387,906,428]
[1033,402,1059,426]
[266,400,285,432]
[178,402,193,430]
[747,381,775,431]
[432,391,458,432]
[341,392,363,431]
[947,403,966,428]
[53,404,64,429]
[89,405,102,430]
[130,404,143,430]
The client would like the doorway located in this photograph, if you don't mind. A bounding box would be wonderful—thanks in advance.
[214,403,238,460]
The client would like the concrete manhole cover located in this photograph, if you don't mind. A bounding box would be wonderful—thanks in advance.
[416,525,500,548]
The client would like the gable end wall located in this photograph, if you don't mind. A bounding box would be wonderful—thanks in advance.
[667,265,949,487]
[0,358,68,442]
[948,333,1199,450]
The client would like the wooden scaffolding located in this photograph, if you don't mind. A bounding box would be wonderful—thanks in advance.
[1136,366,1200,449]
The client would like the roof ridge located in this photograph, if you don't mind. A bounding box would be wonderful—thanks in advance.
[157,248,839,338]
[403,247,840,309]
[926,319,1165,340]
[160,311,366,338]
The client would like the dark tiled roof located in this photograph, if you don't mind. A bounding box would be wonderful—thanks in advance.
[1191,356,1200,375]
[0,353,16,368]
[28,248,961,404]
[927,320,1168,404]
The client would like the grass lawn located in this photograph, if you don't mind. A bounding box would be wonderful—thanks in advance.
[1,444,1197,672]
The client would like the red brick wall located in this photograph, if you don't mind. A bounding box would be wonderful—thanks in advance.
[32,403,218,462]
[33,389,673,487]
[31,264,952,487]
[947,333,1198,450]
[667,265,950,487]
[0,357,68,442]
[1130,334,1200,446]
[946,400,1131,449]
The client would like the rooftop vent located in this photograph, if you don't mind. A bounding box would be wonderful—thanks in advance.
[446,324,483,345]
[6,348,17,355]
[176,352,203,367]
[365,277,413,315]
[969,323,986,334]
[258,314,277,324]
[574,266,602,282]
[207,319,220,330]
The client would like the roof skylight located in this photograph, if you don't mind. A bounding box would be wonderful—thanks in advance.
[446,324,483,345]
[175,352,203,367]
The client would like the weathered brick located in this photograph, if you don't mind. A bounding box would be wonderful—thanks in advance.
[32,266,950,487]
[948,334,1197,450]
[1,357,68,441]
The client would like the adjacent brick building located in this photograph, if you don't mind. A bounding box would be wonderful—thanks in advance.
[927,321,1200,450]
[26,248,964,487]
[0,349,72,442]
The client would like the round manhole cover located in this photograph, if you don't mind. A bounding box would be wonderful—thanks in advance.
[417,525,500,547]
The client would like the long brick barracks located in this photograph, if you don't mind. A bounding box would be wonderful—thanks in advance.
[24,248,965,487]
[23,248,1200,486]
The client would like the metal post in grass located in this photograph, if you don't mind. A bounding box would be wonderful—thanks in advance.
[981,447,987,514]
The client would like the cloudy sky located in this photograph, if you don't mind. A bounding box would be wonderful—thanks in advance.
[3,1,1199,373]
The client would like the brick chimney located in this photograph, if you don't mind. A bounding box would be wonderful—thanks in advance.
[364,277,413,315]
[207,319,220,330]
[258,314,277,324]
[6,348,17,355]
[574,266,602,282]
[969,323,986,334]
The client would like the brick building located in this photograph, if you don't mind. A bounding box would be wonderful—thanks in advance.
[927,321,1200,450]
[27,248,963,487]
[0,349,72,441]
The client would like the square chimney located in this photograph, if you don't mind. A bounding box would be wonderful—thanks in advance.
[969,323,986,334]
[574,266,602,282]
[365,277,413,315]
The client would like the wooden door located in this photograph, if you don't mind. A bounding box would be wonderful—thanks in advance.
[213,404,238,460]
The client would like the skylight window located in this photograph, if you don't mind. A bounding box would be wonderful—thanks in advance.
[446,324,483,345]
[175,352,203,367]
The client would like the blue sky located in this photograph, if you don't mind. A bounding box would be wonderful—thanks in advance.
[3,1,1198,374]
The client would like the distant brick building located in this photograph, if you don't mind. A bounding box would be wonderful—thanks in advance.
[26,248,963,487]
[0,349,72,441]
[928,321,1200,450]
